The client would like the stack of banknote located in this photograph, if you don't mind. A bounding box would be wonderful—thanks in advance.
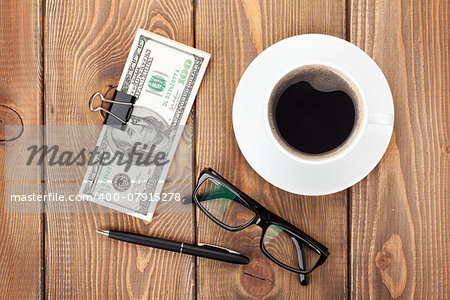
[79,29,210,221]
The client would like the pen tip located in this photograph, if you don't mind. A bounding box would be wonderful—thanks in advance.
[96,230,109,236]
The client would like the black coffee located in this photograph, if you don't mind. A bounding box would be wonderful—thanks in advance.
[274,81,355,155]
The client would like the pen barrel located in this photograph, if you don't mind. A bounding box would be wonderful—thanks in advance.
[107,231,249,265]
[182,244,249,265]
[108,231,181,252]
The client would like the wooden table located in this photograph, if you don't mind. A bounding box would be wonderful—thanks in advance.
[0,0,448,299]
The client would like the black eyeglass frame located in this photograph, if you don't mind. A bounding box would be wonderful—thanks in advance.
[192,168,330,275]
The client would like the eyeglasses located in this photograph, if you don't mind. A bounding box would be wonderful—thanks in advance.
[185,168,330,285]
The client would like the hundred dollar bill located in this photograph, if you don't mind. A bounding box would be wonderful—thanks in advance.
[79,29,210,221]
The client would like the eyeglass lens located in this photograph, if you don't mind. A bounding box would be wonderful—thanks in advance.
[262,224,320,272]
[196,178,256,228]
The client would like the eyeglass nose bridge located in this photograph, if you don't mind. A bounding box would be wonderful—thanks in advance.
[255,205,272,222]
[252,208,273,229]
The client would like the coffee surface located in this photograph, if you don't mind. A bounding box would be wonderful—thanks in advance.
[275,81,355,155]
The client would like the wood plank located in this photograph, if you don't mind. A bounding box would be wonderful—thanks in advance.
[350,0,449,298]
[44,0,195,298]
[0,0,43,298]
[195,0,347,298]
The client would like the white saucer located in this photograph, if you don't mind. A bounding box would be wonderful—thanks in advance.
[232,34,394,195]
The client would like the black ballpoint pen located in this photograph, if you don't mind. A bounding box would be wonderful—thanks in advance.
[96,230,249,265]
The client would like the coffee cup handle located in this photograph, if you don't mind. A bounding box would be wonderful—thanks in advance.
[368,113,394,125]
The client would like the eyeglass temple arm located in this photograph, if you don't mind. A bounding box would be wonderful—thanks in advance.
[290,235,308,286]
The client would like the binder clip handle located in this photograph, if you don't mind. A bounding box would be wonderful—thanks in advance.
[89,92,133,125]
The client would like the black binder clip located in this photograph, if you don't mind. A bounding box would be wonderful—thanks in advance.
[89,90,137,130]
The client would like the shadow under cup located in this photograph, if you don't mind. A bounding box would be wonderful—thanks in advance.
[267,64,365,161]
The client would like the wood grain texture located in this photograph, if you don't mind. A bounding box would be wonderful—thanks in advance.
[375,234,407,298]
[350,0,450,298]
[44,0,195,298]
[0,0,43,298]
[195,0,347,298]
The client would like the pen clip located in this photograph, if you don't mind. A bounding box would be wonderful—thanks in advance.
[197,243,240,255]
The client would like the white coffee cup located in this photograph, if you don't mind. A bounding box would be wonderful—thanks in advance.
[263,61,394,164]
[233,34,395,195]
